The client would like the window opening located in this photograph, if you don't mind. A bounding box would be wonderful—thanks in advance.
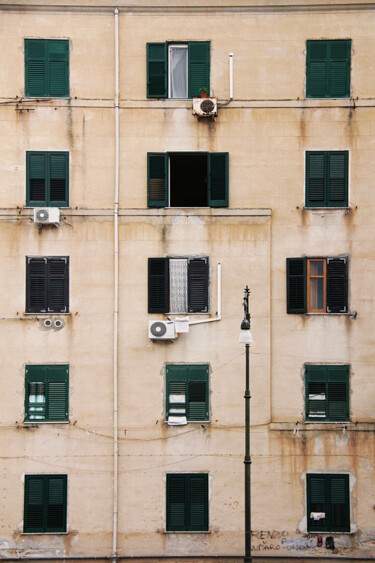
[169,153,208,207]
[307,259,326,312]
[169,45,188,99]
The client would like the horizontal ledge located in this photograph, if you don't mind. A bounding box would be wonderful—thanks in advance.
[0,208,272,218]
[270,422,375,431]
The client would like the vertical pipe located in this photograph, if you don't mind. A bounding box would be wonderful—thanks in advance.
[113,5,119,561]
[244,342,251,562]
[217,262,222,318]
[229,53,234,100]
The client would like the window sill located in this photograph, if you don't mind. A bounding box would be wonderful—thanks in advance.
[302,207,350,212]
[164,530,210,534]
[22,312,71,316]
[300,312,357,318]
[164,421,210,425]
[23,421,69,426]
[270,422,375,432]
[22,531,68,535]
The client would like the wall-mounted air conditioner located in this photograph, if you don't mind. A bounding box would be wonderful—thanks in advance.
[148,320,176,341]
[33,207,60,224]
[193,97,218,118]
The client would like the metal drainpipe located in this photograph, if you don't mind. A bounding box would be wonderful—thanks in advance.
[113,5,119,561]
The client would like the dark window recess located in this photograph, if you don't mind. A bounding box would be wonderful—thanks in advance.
[24,474,67,533]
[25,365,69,422]
[166,473,209,532]
[305,365,349,422]
[287,257,348,314]
[25,39,69,98]
[306,151,348,208]
[148,257,209,314]
[147,152,228,208]
[307,474,350,532]
[306,40,351,98]
[26,257,69,314]
[166,364,209,423]
[27,152,69,207]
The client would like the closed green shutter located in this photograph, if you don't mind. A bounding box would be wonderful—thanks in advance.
[327,365,349,421]
[24,476,45,532]
[27,152,69,207]
[287,258,307,313]
[306,152,325,207]
[167,474,208,532]
[26,257,48,313]
[48,366,69,421]
[167,474,187,531]
[307,474,349,533]
[188,42,210,98]
[147,153,168,207]
[188,258,209,313]
[306,151,348,208]
[208,153,229,207]
[305,365,327,420]
[329,41,351,98]
[188,474,209,531]
[25,39,46,97]
[147,43,167,98]
[306,41,328,98]
[47,258,69,313]
[307,474,327,531]
[330,475,350,531]
[25,365,69,423]
[49,153,69,206]
[148,258,169,313]
[187,365,209,421]
[27,152,47,206]
[25,39,69,98]
[326,257,348,313]
[328,152,348,206]
[47,476,67,532]
[307,40,350,98]
[24,475,67,533]
[306,365,349,422]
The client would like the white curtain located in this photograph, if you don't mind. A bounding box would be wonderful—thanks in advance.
[170,259,188,313]
[170,47,188,98]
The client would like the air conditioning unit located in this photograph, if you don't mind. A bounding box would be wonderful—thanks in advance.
[148,320,176,341]
[33,207,60,224]
[193,97,218,118]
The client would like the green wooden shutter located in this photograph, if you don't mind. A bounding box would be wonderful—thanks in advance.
[47,258,69,313]
[49,153,69,206]
[286,257,307,313]
[148,258,169,313]
[25,365,47,421]
[24,476,45,532]
[47,365,69,421]
[47,40,69,97]
[305,365,327,421]
[208,153,229,207]
[188,42,210,98]
[147,153,168,207]
[306,152,325,207]
[188,258,209,313]
[329,475,350,532]
[25,39,46,97]
[27,152,47,206]
[166,365,187,423]
[188,474,209,531]
[329,41,351,98]
[326,257,348,313]
[328,151,348,207]
[327,365,349,421]
[147,43,167,98]
[306,41,328,98]
[26,257,48,313]
[187,365,209,421]
[46,475,67,532]
[307,474,327,531]
[167,474,187,531]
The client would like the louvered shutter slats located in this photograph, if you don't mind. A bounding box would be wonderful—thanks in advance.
[328,152,347,204]
[47,258,69,313]
[306,151,348,208]
[188,42,210,98]
[287,258,307,313]
[47,477,66,531]
[148,258,169,313]
[147,43,167,98]
[25,39,69,98]
[167,475,186,531]
[306,153,325,206]
[25,477,44,532]
[326,258,348,313]
[27,258,47,313]
[147,153,167,207]
[167,474,208,532]
[166,365,209,423]
[50,153,68,205]
[188,258,209,313]
[25,365,69,423]
[209,153,229,207]
[188,380,207,421]
[307,40,350,98]
[189,475,208,531]
[306,365,349,422]
[330,476,349,529]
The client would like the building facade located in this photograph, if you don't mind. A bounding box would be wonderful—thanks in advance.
[0,0,374,560]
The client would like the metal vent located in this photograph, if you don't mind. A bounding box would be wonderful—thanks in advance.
[200,99,215,114]
[36,209,50,222]
[150,321,167,337]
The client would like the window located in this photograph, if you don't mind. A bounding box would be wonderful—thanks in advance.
[26,257,69,314]
[307,474,350,532]
[24,474,67,533]
[25,365,69,422]
[166,364,209,425]
[147,152,228,208]
[25,39,69,98]
[166,473,209,532]
[27,152,69,207]
[305,365,349,422]
[148,257,209,314]
[287,257,348,314]
[147,42,210,99]
[306,40,351,98]
[306,151,348,208]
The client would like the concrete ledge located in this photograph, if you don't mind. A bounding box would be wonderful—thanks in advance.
[270,422,375,432]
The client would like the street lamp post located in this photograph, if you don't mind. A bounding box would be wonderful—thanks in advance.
[239,286,252,563]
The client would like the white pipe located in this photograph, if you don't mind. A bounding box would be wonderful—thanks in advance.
[229,53,233,100]
[189,263,221,325]
[112,5,119,561]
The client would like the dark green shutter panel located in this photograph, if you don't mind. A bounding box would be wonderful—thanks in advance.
[329,41,351,98]
[167,475,187,531]
[27,258,48,313]
[188,474,208,531]
[287,258,307,313]
[326,257,348,313]
[47,40,69,97]
[188,42,210,98]
[306,41,328,98]
[148,258,169,313]
[27,152,47,205]
[47,476,67,532]
[47,258,69,313]
[188,258,209,313]
[208,153,228,207]
[24,476,45,532]
[306,364,327,421]
[147,153,168,207]
[330,475,349,531]
[307,474,327,531]
[166,365,187,422]
[328,152,348,206]
[25,39,46,97]
[147,43,167,98]
[327,366,349,421]
[50,153,69,206]
[187,365,209,421]
[48,366,69,421]
[306,152,325,207]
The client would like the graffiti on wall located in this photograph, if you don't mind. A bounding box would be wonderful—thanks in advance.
[251,530,317,552]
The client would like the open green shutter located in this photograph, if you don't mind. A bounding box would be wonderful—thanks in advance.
[329,475,350,531]
[27,152,47,206]
[148,258,169,313]
[147,153,168,207]
[329,41,351,98]
[305,365,327,421]
[328,151,348,206]
[47,258,69,313]
[25,39,46,97]
[188,474,208,531]
[188,258,209,313]
[24,476,45,532]
[167,474,187,531]
[327,365,349,421]
[188,42,210,98]
[187,365,209,421]
[208,153,229,207]
[49,153,69,206]
[147,43,167,98]
[46,475,67,532]
[47,40,69,97]
[47,365,69,421]
[306,41,328,98]
[306,152,325,207]
[287,258,307,313]
[326,257,348,313]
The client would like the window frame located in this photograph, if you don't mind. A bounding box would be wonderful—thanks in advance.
[166,473,209,532]
[305,151,349,208]
[26,256,70,314]
[305,364,350,422]
[166,364,209,424]
[25,38,69,99]
[26,151,69,208]
[25,364,69,423]
[168,44,188,99]
[306,39,351,99]
[306,473,350,533]
[24,474,67,533]
[307,258,326,313]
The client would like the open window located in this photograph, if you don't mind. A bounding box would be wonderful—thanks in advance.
[147,152,228,208]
